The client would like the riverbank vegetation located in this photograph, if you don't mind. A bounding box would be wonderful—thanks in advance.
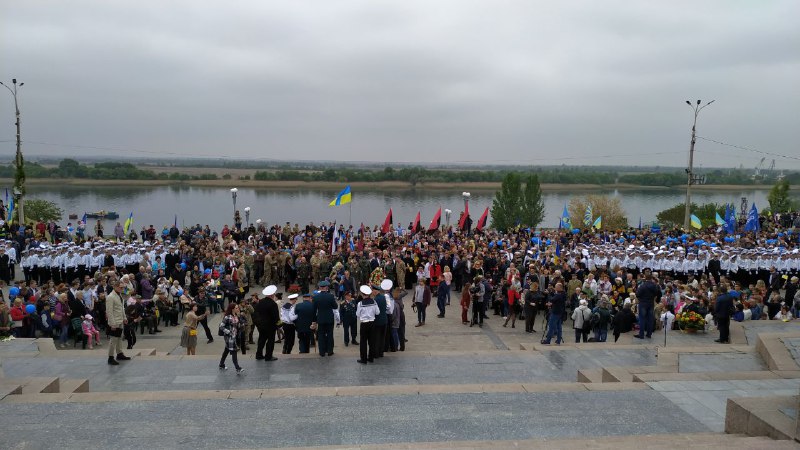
[1,158,797,187]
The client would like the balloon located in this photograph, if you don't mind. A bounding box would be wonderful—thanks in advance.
[204,268,212,275]
[572,228,580,234]
[180,262,187,270]
[25,304,36,314]
[724,236,735,243]
[710,243,717,247]
[546,240,551,245]
[177,289,184,297]
[530,237,540,244]
[9,287,20,296]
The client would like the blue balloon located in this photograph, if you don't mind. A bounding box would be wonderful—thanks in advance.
[724,236,735,243]
[488,242,495,248]
[9,287,20,296]
[204,268,212,275]
[572,228,580,234]
[25,304,36,314]
[710,243,717,247]
[778,233,785,237]
[546,240,551,245]
[180,262,187,270]
[531,237,540,244]
[177,289,184,297]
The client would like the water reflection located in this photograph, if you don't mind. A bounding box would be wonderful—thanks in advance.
[25,185,768,231]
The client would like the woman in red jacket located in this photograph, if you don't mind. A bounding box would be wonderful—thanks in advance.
[9,298,26,337]
[503,276,522,328]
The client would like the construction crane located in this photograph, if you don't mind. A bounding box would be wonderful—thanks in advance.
[751,157,766,180]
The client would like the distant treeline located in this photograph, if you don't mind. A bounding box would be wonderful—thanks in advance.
[1,158,797,186]
[0,159,219,181]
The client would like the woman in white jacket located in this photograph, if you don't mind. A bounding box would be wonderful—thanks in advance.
[571,299,592,343]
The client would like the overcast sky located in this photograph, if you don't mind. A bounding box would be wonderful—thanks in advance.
[1,1,798,168]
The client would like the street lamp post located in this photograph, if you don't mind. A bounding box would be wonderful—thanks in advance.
[444,209,452,228]
[244,207,250,228]
[230,188,238,223]
[683,99,714,230]
[1,78,25,224]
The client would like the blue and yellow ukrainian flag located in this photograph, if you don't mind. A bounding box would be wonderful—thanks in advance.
[329,185,352,206]
[123,212,134,234]
[592,216,602,229]
[559,204,571,229]
[715,212,725,226]
[690,214,702,229]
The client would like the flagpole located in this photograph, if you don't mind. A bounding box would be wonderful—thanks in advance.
[349,202,352,228]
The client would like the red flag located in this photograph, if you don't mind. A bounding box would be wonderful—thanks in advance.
[412,211,421,234]
[475,207,489,232]
[381,208,393,234]
[428,207,442,232]
[458,202,470,231]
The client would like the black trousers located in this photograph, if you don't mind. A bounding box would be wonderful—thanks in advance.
[282,324,296,354]
[256,324,276,359]
[219,347,241,370]
[374,324,386,357]
[717,316,731,342]
[360,321,375,362]
[472,301,484,325]
[317,323,334,355]
[342,318,357,344]
[383,315,394,352]
[524,305,538,332]
[198,316,213,341]
[297,331,311,353]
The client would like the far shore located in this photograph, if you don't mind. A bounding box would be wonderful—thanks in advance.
[0,178,774,192]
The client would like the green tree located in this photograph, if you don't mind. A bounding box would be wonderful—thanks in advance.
[656,202,724,228]
[490,173,522,231]
[21,198,63,223]
[768,179,792,213]
[520,174,545,229]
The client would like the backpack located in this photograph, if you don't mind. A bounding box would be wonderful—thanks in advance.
[589,311,601,329]
[581,310,592,332]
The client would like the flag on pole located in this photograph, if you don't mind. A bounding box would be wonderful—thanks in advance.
[458,202,470,231]
[592,216,602,229]
[638,217,642,230]
[381,208,393,234]
[554,242,561,264]
[690,214,702,229]
[6,196,14,224]
[715,211,725,226]
[583,205,593,227]
[328,185,352,206]
[475,207,489,232]
[174,214,178,228]
[559,204,571,229]
[725,204,736,234]
[428,207,442,232]
[123,212,134,234]
[411,211,421,234]
[744,203,760,232]
[81,213,88,225]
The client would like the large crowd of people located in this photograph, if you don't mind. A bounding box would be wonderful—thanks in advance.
[0,210,799,369]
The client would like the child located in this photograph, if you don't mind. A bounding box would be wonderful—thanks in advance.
[39,303,54,338]
[81,314,102,349]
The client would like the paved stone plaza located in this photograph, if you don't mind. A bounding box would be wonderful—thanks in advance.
[3,301,800,448]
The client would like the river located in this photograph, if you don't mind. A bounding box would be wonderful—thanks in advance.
[25,185,769,231]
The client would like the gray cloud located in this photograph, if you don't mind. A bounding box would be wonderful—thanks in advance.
[1,0,798,168]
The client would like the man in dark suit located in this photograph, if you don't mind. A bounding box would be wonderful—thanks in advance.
[312,280,338,357]
[714,283,735,344]
[255,285,280,361]
[374,283,388,358]
[294,294,315,353]
[541,283,566,345]
[634,273,661,339]
[767,267,782,300]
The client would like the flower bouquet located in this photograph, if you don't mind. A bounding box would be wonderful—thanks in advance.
[677,310,705,332]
